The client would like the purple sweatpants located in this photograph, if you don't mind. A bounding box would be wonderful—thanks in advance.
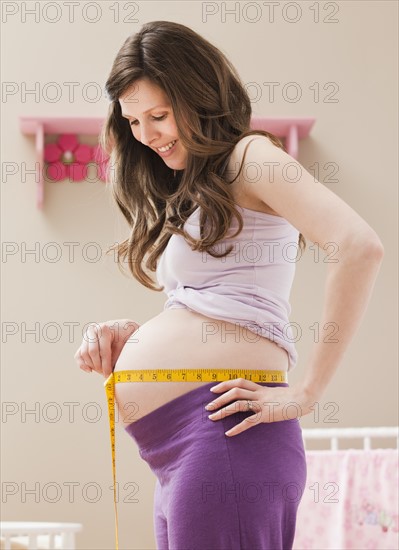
[125,381,307,550]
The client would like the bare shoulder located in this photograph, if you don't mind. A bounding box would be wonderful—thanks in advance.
[227,134,280,215]
[229,134,383,251]
[231,134,275,159]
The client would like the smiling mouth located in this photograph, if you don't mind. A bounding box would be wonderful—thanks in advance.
[156,139,177,152]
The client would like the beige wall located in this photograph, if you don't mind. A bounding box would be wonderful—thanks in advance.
[1,1,397,549]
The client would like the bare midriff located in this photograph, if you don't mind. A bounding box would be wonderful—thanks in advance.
[113,307,290,426]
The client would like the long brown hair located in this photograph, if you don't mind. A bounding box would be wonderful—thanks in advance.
[100,20,306,291]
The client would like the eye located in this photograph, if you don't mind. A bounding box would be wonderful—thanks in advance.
[130,115,167,126]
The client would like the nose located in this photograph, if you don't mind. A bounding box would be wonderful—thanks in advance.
[139,123,160,148]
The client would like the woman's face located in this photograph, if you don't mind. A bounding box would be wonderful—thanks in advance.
[119,78,187,171]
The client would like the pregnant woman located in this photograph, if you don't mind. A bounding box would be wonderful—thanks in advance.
[74,21,384,550]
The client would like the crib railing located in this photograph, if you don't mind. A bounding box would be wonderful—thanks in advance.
[295,426,399,549]
[301,426,399,450]
[0,522,82,550]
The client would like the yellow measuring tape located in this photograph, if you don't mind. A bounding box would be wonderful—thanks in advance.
[104,368,288,549]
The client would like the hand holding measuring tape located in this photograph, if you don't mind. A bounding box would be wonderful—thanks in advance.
[74,319,139,550]
[74,319,140,377]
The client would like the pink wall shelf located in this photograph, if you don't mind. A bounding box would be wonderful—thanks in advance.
[19,115,315,209]
[250,116,315,160]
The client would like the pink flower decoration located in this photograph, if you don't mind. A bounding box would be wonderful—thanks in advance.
[44,134,92,182]
[92,144,110,183]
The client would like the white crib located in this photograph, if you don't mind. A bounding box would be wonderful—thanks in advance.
[294,426,399,550]
[301,425,399,450]
[0,522,82,550]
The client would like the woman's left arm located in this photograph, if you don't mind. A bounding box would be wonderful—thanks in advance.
[233,135,386,404]
[204,138,385,434]
[296,239,384,403]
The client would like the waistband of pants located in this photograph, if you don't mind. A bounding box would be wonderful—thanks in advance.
[124,380,289,452]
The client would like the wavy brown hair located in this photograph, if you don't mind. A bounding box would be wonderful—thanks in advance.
[100,20,306,291]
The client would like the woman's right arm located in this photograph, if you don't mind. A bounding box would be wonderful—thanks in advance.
[74,319,140,378]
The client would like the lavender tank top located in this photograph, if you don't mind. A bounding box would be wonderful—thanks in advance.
[156,204,300,372]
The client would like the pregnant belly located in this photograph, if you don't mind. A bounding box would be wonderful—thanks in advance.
[113,307,290,425]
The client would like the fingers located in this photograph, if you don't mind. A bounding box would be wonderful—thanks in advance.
[80,362,93,374]
[209,377,259,393]
[91,323,113,377]
[74,322,112,376]
[206,386,256,412]
[84,324,103,374]
[99,338,113,379]
[208,399,261,418]
[73,349,93,374]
